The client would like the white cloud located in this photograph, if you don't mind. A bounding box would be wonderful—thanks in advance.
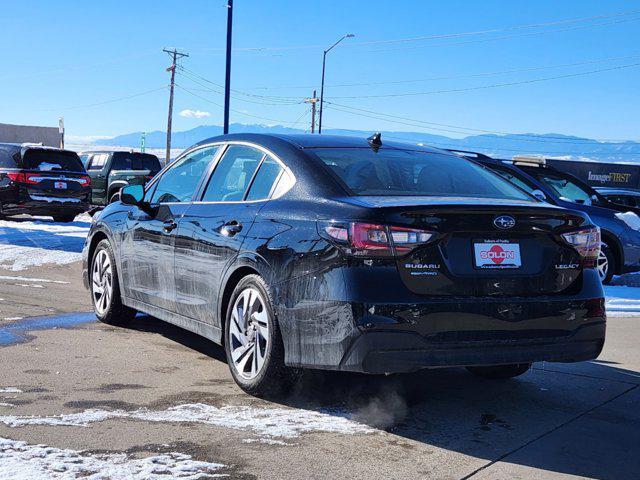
[179,109,211,119]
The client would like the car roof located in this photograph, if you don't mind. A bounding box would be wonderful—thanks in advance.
[190,132,449,154]
[79,150,157,155]
[596,187,640,196]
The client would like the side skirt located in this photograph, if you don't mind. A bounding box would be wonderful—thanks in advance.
[122,296,222,344]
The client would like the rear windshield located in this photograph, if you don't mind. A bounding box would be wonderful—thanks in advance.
[312,148,532,200]
[112,153,161,172]
[22,149,85,172]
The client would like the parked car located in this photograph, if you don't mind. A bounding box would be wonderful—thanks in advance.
[595,187,640,209]
[0,143,91,222]
[79,150,161,205]
[83,134,605,395]
[457,152,640,284]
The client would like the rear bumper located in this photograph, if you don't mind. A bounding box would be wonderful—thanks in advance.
[0,198,90,216]
[339,321,605,373]
[276,269,606,373]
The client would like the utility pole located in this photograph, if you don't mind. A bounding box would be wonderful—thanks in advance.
[163,48,189,165]
[304,90,319,133]
[223,0,233,134]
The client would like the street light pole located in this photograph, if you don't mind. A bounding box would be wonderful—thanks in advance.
[318,33,354,134]
[223,0,233,135]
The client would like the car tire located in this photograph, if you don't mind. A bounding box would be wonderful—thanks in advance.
[53,214,77,223]
[109,192,120,204]
[466,363,531,379]
[598,242,615,285]
[90,239,136,326]
[224,274,294,396]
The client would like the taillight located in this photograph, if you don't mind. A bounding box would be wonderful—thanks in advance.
[6,172,25,183]
[562,227,600,268]
[320,221,434,258]
[77,175,91,187]
[6,172,40,184]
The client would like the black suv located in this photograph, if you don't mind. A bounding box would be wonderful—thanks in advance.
[0,143,91,222]
[79,151,161,205]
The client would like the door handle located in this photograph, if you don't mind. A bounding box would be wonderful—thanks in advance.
[220,220,243,237]
[163,220,178,233]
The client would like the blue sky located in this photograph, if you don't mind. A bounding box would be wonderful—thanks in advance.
[1,0,639,142]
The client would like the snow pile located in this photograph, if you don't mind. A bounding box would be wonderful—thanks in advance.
[604,285,640,317]
[0,216,90,271]
[0,388,22,394]
[0,437,225,479]
[0,403,374,439]
[615,211,640,231]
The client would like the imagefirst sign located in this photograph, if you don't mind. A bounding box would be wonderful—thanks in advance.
[545,158,640,190]
[587,171,633,184]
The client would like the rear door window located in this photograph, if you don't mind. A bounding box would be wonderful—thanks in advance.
[112,153,161,172]
[312,148,531,200]
[201,145,264,202]
[88,154,107,171]
[245,157,283,201]
[22,149,84,172]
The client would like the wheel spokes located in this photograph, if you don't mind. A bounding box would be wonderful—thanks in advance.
[229,287,270,380]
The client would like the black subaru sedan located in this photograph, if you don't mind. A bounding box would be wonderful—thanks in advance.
[82,134,605,395]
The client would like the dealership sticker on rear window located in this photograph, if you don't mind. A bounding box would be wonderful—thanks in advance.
[474,242,521,269]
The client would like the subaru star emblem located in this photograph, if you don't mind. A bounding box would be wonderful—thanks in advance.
[493,215,516,229]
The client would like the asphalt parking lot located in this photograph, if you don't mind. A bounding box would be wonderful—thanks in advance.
[1,217,639,479]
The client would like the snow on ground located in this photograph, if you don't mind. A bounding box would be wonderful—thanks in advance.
[604,285,640,317]
[0,403,374,440]
[0,437,225,480]
[0,388,22,394]
[0,215,90,271]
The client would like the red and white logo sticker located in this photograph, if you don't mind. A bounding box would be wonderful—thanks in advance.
[474,242,521,268]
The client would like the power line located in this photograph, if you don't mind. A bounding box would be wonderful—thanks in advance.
[174,83,310,125]
[178,65,302,102]
[381,133,640,157]
[38,86,167,112]
[327,62,640,99]
[187,9,640,55]
[362,16,640,53]
[244,53,640,91]
[324,102,635,144]
[177,67,303,105]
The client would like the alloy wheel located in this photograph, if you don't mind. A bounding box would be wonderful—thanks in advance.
[92,249,113,315]
[228,287,270,380]
[597,248,609,282]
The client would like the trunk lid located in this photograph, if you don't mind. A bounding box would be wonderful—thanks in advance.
[347,196,588,297]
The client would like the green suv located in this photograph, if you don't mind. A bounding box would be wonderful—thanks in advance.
[79,151,161,205]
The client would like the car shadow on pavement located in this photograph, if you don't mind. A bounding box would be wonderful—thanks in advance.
[125,314,227,363]
[126,315,639,480]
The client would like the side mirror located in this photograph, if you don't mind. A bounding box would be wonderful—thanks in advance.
[120,184,145,206]
[531,189,547,201]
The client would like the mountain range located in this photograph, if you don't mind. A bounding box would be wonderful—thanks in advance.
[94,124,640,163]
